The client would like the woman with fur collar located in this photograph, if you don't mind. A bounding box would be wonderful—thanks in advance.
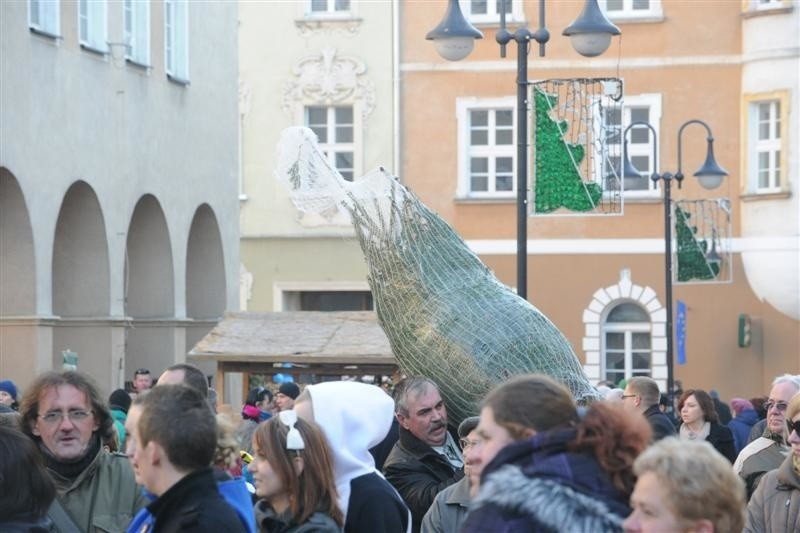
[462,374,651,533]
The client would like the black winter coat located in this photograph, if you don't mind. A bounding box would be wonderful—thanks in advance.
[382,427,463,533]
[147,468,247,533]
[705,422,737,463]
[644,404,677,441]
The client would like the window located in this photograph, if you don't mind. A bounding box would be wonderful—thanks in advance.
[124,0,150,65]
[282,291,373,311]
[165,0,189,81]
[599,0,662,20]
[305,106,355,181]
[78,0,107,52]
[308,0,351,15]
[460,0,523,24]
[603,303,651,384]
[29,0,60,36]
[457,98,515,198]
[602,94,661,195]
[748,99,784,193]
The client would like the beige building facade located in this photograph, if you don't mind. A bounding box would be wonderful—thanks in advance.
[0,0,240,394]
[399,0,799,399]
[238,0,397,315]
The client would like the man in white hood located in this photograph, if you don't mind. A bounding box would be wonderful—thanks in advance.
[294,381,411,533]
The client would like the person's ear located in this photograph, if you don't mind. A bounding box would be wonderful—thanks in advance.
[31,418,41,437]
[396,412,409,430]
[146,441,163,467]
[292,456,305,476]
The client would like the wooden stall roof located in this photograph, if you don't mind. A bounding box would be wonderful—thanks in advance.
[188,311,396,366]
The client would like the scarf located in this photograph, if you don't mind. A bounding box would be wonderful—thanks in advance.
[40,434,101,481]
[679,421,710,442]
[432,431,464,469]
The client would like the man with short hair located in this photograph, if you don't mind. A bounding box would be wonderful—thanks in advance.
[157,363,209,398]
[383,377,464,533]
[132,368,153,395]
[274,381,300,411]
[125,384,247,532]
[622,376,676,441]
[19,370,145,531]
[734,374,800,499]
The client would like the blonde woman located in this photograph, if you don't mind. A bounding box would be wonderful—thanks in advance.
[623,438,745,532]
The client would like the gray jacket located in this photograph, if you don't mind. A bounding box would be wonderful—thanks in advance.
[420,476,470,533]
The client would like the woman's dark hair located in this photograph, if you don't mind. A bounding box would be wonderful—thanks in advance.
[750,396,768,419]
[0,426,56,520]
[678,389,719,424]
[246,387,272,407]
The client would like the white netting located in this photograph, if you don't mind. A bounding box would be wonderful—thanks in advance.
[275,127,600,424]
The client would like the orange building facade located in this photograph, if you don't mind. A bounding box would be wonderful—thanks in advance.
[398,0,799,399]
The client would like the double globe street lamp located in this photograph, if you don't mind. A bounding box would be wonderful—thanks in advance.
[618,119,728,401]
[426,0,621,301]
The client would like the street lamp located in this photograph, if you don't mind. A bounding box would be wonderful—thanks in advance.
[619,119,728,402]
[427,0,620,300]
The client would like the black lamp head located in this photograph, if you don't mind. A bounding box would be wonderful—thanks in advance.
[426,0,484,61]
[562,0,621,57]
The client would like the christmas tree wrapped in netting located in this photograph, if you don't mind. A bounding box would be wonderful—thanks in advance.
[275,127,600,424]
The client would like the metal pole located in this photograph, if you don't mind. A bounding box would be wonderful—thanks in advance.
[663,176,675,402]
[516,35,529,301]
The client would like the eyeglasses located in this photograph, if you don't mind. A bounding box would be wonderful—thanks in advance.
[621,394,637,400]
[134,368,150,376]
[278,410,305,451]
[459,438,481,450]
[38,409,93,425]
[787,419,800,435]
[765,400,789,412]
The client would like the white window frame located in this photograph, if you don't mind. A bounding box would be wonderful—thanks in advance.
[456,97,516,199]
[747,98,785,193]
[602,320,653,383]
[749,0,787,10]
[598,0,663,22]
[306,0,353,17]
[124,0,150,66]
[459,0,524,25]
[78,0,107,53]
[28,0,60,37]
[165,0,189,83]
[305,105,358,181]
[600,93,662,198]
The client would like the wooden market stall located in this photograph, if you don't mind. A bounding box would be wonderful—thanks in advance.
[188,311,399,402]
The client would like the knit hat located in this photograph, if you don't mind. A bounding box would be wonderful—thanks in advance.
[0,380,18,401]
[278,382,300,400]
[730,397,754,415]
[457,416,480,439]
[109,389,132,414]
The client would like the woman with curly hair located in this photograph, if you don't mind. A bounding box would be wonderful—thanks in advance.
[462,374,651,532]
[250,410,343,532]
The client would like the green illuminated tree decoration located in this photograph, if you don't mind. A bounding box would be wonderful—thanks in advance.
[675,205,719,281]
[534,89,602,213]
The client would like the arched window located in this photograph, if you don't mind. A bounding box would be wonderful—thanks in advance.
[603,302,651,385]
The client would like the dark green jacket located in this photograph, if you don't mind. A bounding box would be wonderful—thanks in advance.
[48,447,146,532]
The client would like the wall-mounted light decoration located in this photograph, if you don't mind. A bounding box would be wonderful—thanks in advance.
[532,78,624,216]
[674,198,732,284]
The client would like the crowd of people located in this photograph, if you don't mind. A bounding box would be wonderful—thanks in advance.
[1,367,799,532]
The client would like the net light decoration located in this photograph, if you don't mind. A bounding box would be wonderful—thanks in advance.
[275,127,601,425]
[532,78,624,215]
[673,198,732,284]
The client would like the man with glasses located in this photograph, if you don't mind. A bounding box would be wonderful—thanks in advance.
[622,376,676,441]
[421,416,479,533]
[734,373,800,499]
[18,370,146,531]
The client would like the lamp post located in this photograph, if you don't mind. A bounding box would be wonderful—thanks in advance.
[427,0,620,301]
[619,119,728,402]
